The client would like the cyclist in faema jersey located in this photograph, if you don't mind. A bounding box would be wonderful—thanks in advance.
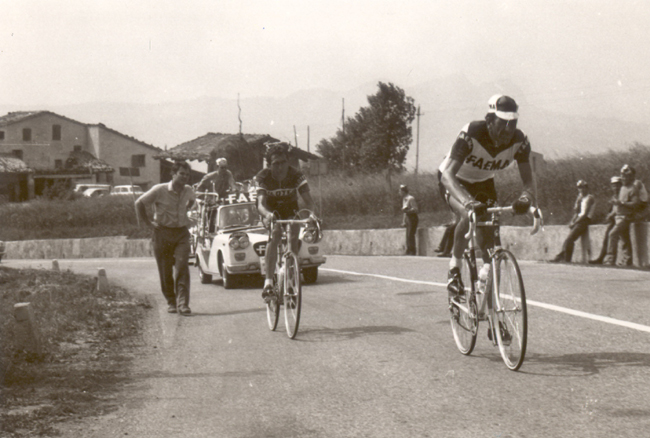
[438,95,536,298]
[256,142,318,301]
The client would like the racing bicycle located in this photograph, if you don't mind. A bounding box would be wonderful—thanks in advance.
[449,204,542,371]
[265,210,322,339]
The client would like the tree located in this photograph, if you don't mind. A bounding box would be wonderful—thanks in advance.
[317,82,416,173]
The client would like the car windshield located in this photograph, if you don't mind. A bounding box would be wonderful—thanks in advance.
[218,205,262,229]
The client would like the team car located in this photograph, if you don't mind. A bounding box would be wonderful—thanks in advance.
[190,191,326,289]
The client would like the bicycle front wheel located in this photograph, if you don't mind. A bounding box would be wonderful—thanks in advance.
[283,253,302,339]
[449,254,478,355]
[493,250,528,371]
[266,268,281,331]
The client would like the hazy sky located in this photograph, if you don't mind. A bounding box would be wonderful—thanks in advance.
[2,0,650,122]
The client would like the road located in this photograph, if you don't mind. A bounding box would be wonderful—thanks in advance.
[6,256,650,438]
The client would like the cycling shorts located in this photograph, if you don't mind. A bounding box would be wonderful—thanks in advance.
[437,171,497,208]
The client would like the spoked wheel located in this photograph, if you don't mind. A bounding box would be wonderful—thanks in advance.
[266,273,280,331]
[283,253,302,339]
[449,254,478,355]
[493,250,528,371]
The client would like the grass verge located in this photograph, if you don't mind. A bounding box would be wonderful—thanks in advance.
[0,266,152,437]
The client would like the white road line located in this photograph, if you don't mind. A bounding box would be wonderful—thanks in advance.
[322,268,650,334]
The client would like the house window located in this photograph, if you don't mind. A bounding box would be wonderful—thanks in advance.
[22,128,32,141]
[131,154,146,168]
[119,167,140,177]
[52,125,62,141]
[0,131,5,140]
[73,145,82,152]
[54,159,63,169]
[12,150,23,160]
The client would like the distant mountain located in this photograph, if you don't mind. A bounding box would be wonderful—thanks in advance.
[3,75,649,172]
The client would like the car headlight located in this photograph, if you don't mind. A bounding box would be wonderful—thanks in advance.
[229,233,250,250]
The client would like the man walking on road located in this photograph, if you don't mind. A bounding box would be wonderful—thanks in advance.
[135,161,196,315]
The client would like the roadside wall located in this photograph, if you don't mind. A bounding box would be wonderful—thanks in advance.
[3,223,649,267]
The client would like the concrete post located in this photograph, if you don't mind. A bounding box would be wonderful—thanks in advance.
[13,303,42,355]
[97,268,109,293]
[52,260,60,271]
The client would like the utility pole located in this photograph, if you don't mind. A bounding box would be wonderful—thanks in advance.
[307,126,310,153]
[341,98,345,130]
[415,105,423,175]
[237,93,243,135]
[293,125,298,147]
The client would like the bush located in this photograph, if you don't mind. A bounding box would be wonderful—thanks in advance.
[1,143,649,240]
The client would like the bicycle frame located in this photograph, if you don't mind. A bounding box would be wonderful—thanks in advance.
[267,212,322,339]
[449,205,542,370]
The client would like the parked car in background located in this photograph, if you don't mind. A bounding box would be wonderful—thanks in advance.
[111,185,144,196]
[83,187,111,197]
[74,183,111,196]
[0,240,6,262]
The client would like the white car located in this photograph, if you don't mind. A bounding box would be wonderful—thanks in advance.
[83,187,111,197]
[192,195,326,289]
[111,185,144,196]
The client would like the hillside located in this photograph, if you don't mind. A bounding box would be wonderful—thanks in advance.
[2,75,650,172]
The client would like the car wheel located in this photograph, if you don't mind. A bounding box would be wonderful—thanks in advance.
[218,253,236,289]
[198,264,212,284]
[302,267,318,284]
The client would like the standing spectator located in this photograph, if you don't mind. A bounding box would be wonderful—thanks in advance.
[604,164,644,266]
[196,157,236,199]
[551,180,595,263]
[399,185,419,255]
[589,176,622,264]
[135,161,196,315]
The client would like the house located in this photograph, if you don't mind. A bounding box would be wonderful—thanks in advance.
[155,133,321,181]
[0,111,164,199]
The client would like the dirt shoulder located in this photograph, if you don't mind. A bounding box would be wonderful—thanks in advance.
[0,266,159,437]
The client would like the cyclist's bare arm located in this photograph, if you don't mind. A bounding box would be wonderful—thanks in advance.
[516,161,537,205]
[441,157,476,212]
[299,189,317,218]
[256,191,275,223]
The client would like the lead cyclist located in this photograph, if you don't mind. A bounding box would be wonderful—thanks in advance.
[438,95,537,299]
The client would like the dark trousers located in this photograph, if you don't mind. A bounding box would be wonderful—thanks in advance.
[436,222,457,254]
[592,218,616,262]
[605,216,633,266]
[405,213,418,255]
[556,218,591,262]
[153,226,191,308]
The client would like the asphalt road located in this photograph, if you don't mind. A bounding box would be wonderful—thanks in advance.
[6,256,650,438]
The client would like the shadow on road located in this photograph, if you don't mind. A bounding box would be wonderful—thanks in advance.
[188,307,266,317]
[521,351,650,376]
[297,325,415,342]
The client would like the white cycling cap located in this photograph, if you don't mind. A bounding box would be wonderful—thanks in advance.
[216,158,228,167]
[487,95,519,121]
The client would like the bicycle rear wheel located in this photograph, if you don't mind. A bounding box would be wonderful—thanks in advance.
[283,253,302,339]
[449,254,478,355]
[493,250,527,371]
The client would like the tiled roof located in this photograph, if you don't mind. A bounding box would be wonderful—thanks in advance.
[67,150,113,172]
[0,154,33,173]
[157,133,279,161]
[0,111,161,151]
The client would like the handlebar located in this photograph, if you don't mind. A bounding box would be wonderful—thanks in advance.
[464,205,543,240]
[270,210,323,242]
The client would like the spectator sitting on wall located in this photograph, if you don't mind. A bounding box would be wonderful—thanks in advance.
[603,164,644,266]
[551,180,595,263]
[589,176,622,265]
